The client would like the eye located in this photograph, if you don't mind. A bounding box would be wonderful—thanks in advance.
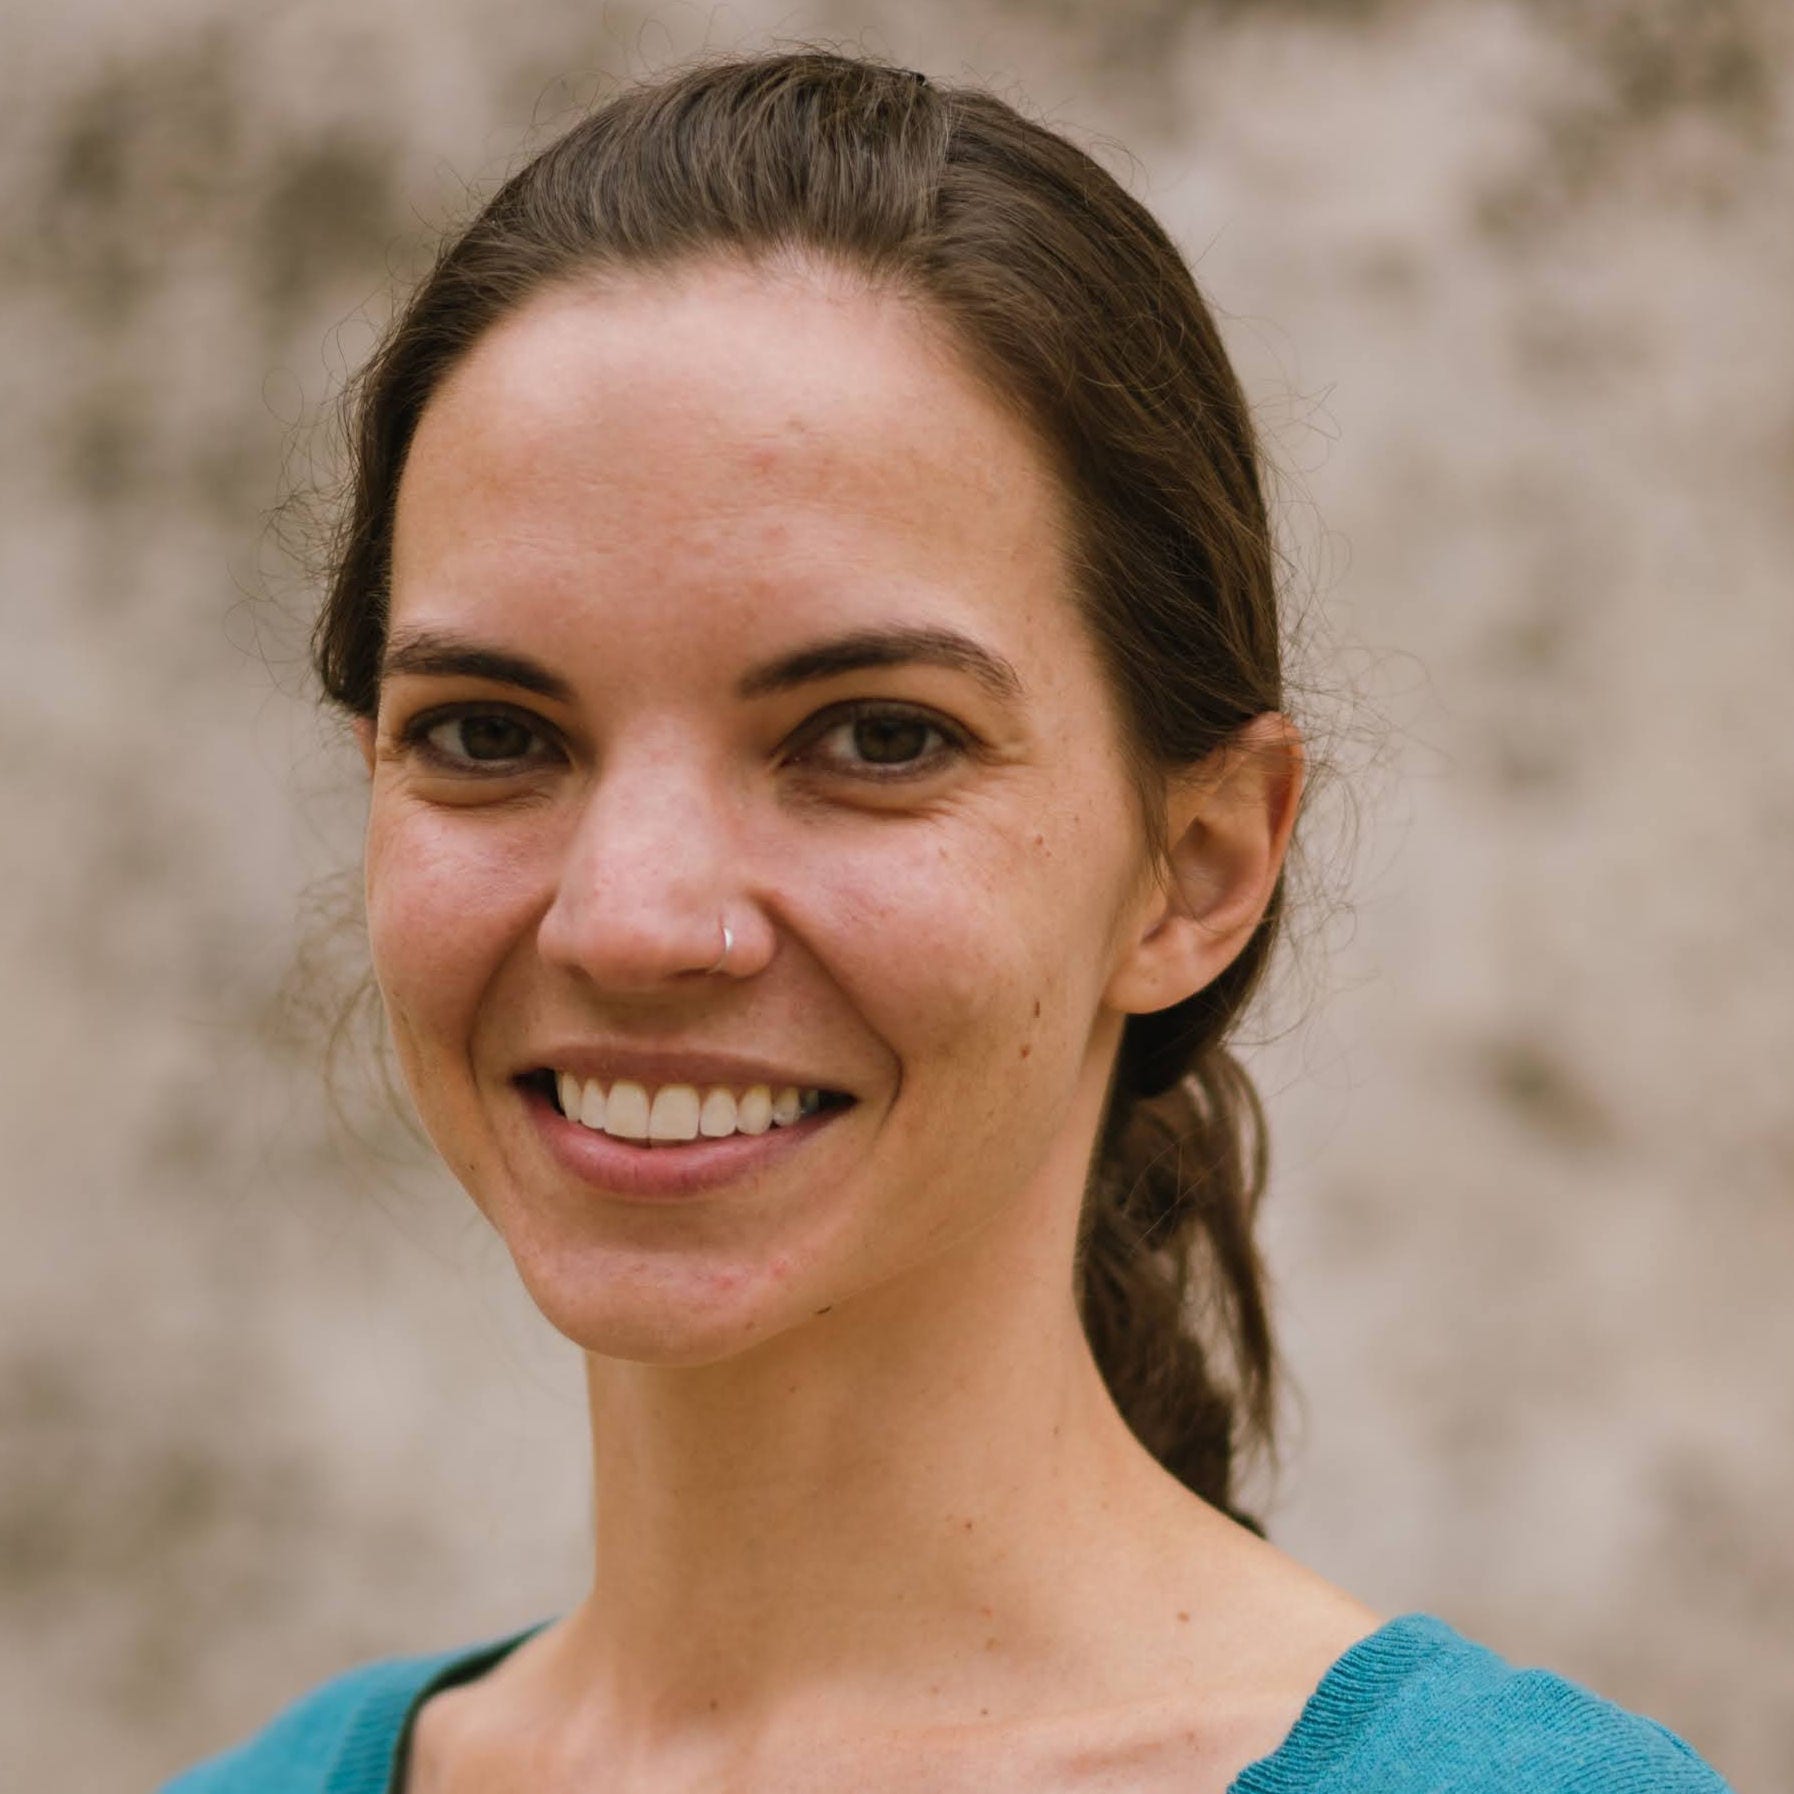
[794,703,971,781]
[396,703,558,773]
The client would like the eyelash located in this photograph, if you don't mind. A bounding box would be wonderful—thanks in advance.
[396,703,556,775]
[393,700,973,784]
[798,702,972,781]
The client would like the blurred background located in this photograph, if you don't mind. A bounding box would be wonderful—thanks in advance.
[3,1,1790,1787]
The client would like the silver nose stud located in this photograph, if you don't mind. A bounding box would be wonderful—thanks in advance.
[707,919,734,974]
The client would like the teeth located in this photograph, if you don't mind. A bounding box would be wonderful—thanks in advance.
[735,1086,773,1135]
[551,1075,832,1143]
[648,1086,701,1142]
[605,1080,650,1140]
[699,1088,737,1137]
[579,1079,606,1131]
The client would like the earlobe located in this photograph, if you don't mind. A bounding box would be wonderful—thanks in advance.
[1105,712,1305,1016]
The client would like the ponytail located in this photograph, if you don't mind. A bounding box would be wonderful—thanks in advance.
[1077,911,1282,1532]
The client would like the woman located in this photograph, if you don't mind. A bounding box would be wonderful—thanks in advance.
[163,49,1732,1794]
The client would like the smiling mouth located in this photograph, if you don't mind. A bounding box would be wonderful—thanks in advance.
[516,1069,855,1148]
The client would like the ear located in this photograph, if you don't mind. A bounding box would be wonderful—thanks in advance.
[1103,712,1305,1018]
[351,714,377,777]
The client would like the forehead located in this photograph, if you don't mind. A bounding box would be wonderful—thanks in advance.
[391,259,1077,648]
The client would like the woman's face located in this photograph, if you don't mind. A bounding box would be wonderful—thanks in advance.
[363,259,1172,1362]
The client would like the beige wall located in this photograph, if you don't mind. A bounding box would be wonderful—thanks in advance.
[3,2,1789,1786]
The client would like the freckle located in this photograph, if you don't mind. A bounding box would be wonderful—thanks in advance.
[984,1636,999,1651]
[980,1708,990,1718]
[1032,1000,1041,1018]
[964,1518,974,1531]
[1018,1043,1031,1059]
[1177,1610,1189,1623]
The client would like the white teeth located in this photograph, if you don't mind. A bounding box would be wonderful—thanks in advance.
[605,1080,651,1140]
[551,1074,831,1141]
[648,1086,701,1141]
[699,1088,738,1137]
[579,1079,606,1130]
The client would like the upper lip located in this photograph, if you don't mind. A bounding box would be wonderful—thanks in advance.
[523,1045,853,1096]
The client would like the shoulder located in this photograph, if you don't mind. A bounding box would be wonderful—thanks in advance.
[155,1629,540,1794]
[1234,1613,1734,1793]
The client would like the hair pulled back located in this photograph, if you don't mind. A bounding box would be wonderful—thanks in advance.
[317,49,1292,1532]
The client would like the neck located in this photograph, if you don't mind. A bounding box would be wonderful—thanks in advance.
[557,1209,1203,1752]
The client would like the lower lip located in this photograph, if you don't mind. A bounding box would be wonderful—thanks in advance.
[521,1081,852,1200]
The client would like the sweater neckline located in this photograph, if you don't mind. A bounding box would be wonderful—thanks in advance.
[327,1621,555,1794]
[329,1610,1460,1794]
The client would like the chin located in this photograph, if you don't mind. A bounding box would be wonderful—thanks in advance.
[504,1237,818,1367]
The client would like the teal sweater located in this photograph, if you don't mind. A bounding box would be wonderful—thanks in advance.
[158,1613,1733,1792]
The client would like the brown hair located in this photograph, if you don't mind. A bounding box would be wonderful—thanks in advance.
[316,48,1307,1532]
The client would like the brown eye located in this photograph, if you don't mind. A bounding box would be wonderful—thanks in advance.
[433,713,536,761]
[849,712,932,765]
[400,705,556,772]
[799,703,970,781]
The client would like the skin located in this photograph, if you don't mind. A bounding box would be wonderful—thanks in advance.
[357,256,1380,1793]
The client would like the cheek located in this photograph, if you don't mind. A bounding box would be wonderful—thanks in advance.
[795,801,1115,1084]
[364,806,546,1055]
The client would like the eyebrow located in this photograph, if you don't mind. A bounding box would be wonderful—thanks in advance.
[380,633,577,703]
[379,624,1025,708]
[735,625,1023,705]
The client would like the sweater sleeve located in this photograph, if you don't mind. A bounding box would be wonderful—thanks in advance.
[153,1626,544,1794]
[1331,1663,1736,1792]
[1232,1615,1735,1794]
[152,1642,496,1794]
[154,1660,395,1793]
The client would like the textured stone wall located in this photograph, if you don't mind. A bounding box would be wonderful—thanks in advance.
[3,2,1788,1786]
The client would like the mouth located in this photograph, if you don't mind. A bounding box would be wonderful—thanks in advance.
[512,1068,857,1199]
[517,1068,855,1146]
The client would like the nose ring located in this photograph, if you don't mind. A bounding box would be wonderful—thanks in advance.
[707,918,734,975]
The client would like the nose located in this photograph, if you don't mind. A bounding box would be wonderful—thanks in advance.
[535,745,750,988]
